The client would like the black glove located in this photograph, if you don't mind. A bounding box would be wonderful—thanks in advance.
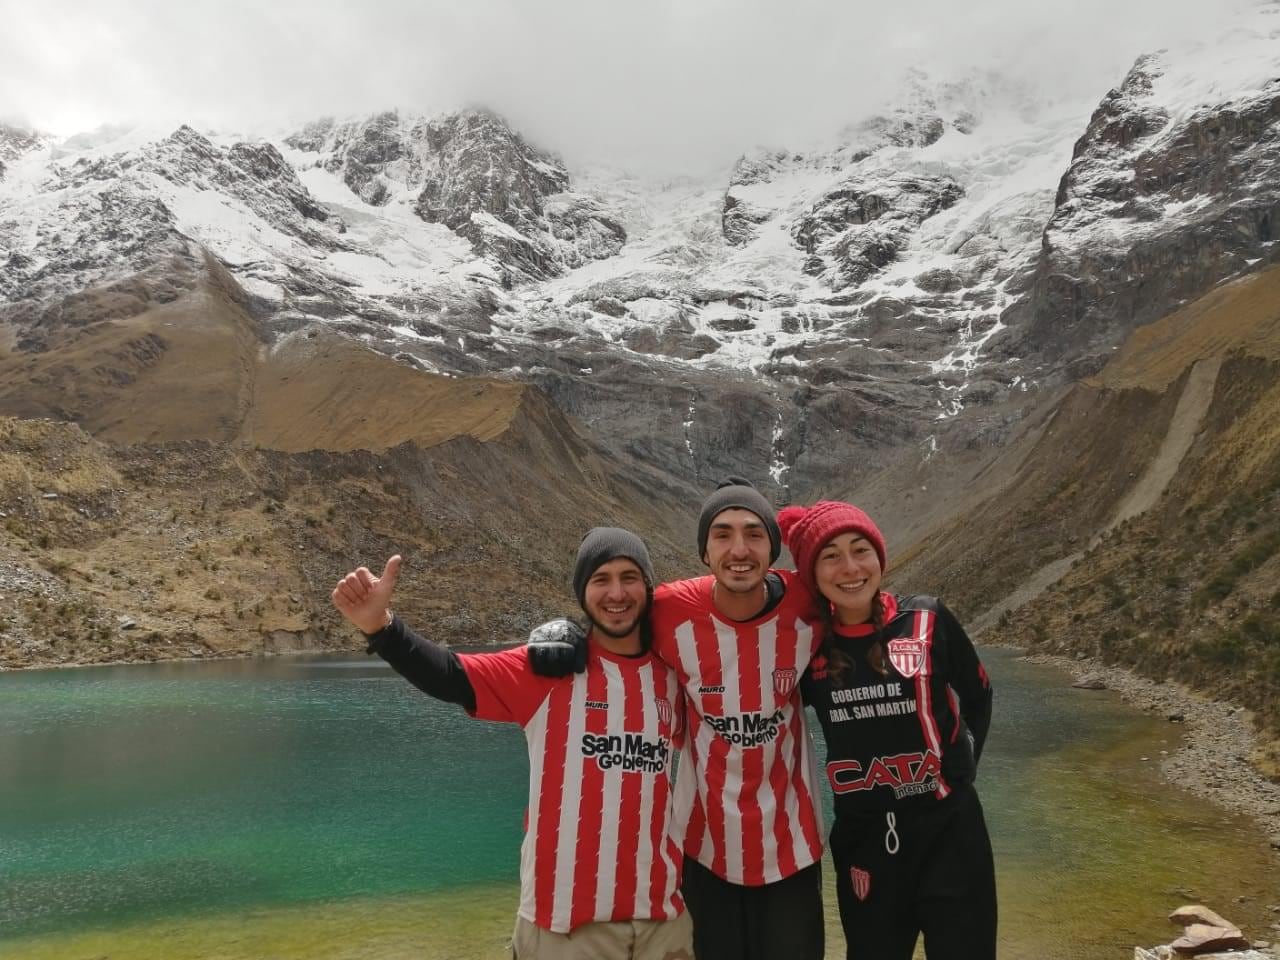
[528,618,587,676]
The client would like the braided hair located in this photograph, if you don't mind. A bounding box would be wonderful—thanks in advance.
[817,590,889,686]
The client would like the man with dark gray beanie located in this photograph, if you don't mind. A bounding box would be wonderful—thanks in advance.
[573,526,657,636]
[532,478,827,960]
[695,475,783,571]
[331,528,692,959]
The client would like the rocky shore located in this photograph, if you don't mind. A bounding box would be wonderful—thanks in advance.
[1020,652,1280,854]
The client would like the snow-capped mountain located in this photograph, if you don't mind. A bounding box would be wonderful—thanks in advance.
[1011,20,1280,363]
[289,110,627,285]
[2,1,1277,500]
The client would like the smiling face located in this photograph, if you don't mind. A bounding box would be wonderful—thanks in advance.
[813,531,883,625]
[582,556,649,647]
[703,508,772,596]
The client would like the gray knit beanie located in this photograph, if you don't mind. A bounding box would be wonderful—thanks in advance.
[696,476,781,565]
[572,527,656,608]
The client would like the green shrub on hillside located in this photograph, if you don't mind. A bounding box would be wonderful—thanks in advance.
[1240,611,1280,644]
[1192,631,1247,667]
[1199,573,1236,603]
[1194,529,1280,605]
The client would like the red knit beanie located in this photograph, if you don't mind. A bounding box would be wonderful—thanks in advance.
[777,500,887,596]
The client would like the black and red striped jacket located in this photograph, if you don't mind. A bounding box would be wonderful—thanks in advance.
[800,593,992,817]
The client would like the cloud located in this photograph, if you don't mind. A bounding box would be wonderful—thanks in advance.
[0,0,1251,172]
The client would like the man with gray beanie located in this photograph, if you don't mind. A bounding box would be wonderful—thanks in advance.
[331,528,692,959]
[531,478,827,960]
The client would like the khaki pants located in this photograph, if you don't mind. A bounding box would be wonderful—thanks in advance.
[512,911,694,960]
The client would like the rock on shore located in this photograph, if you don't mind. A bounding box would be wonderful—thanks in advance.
[1133,902,1277,958]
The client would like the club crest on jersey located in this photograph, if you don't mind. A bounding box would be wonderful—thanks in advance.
[851,866,871,901]
[887,639,928,678]
[655,697,671,729]
[773,667,798,697]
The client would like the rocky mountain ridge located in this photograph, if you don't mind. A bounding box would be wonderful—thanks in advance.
[1008,42,1280,370]
[4,1,1277,505]
[287,109,627,284]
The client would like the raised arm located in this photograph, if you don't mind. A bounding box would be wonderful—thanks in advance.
[332,555,401,635]
[331,556,476,711]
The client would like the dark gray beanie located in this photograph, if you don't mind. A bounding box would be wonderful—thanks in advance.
[697,476,781,565]
[572,527,656,608]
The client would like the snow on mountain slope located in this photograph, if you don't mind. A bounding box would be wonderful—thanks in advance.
[1015,0,1280,362]
[1,79,1081,413]
[0,120,502,366]
[504,83,1083,425]
[2,1,1278,493]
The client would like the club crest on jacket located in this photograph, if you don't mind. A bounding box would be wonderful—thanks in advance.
[887,638,928,678]
[851,865,871,901]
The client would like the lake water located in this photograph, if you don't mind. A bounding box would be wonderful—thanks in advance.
[1,647,1276,959]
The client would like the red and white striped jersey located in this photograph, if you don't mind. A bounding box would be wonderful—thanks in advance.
[651,571,826,886]
[459,642,685,934]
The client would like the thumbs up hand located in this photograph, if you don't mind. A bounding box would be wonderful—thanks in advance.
[332,555,401,635]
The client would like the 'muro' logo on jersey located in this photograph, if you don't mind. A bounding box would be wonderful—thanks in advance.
[773,667,798,697]
[851,866,871,901]
[826,750,941,799]
[887,639,928,678]
[581,733,671,773]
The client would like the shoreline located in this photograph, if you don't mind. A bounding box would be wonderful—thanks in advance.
[7,643,1280,851]
[0,642,366,673]
[1011,647,1280,855]
[0,635,518,673]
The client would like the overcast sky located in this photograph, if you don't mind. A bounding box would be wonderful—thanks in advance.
[1,0,1251,172]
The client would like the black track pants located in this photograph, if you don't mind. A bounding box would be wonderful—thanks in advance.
[680,856,824,960]
[829,786,996,960]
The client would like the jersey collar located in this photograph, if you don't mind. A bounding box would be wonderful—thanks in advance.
[830,592,898,637]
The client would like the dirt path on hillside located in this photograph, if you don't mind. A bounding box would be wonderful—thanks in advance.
[1108,356,1221,529]
[973,554,1079,635]
[973,357,1222,635]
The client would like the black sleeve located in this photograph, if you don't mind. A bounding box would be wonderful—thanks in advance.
[800,663,815,708]
[759,571,787,617]
[365,614,476,713]
[938,600,993,763]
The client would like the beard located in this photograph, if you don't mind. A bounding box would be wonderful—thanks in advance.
[585,594,650,640]
[588,613,642,639]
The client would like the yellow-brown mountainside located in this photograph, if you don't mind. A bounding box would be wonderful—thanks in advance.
[0,249,528,451]
[0,257,700,668]
[889,265,1280,775]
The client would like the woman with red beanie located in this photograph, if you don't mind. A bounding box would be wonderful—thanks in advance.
[777,500,996,960]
